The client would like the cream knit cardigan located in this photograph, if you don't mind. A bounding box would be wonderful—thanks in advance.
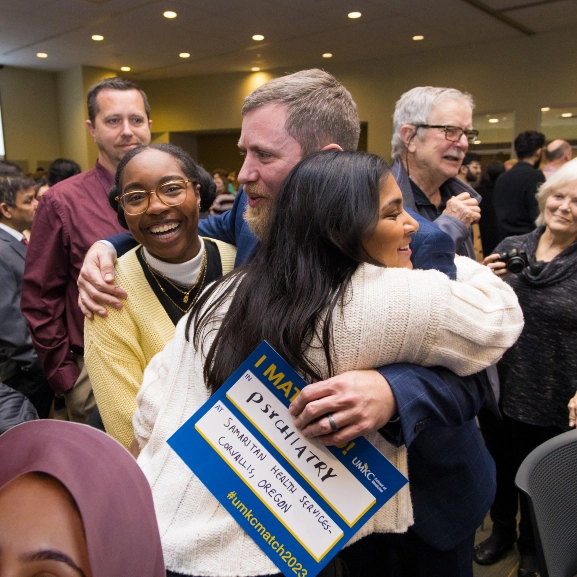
[134,256,523,577]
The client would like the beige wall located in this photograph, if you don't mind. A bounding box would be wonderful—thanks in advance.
[138,25,577,160]
[56,66,87,169]
[0,66,61,173]
[81,66,120,169]
[2,25,577,168]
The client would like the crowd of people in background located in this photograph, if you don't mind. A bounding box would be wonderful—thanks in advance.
[0,70,576,577]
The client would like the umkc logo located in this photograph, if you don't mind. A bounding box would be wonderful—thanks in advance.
[352,458,387,493]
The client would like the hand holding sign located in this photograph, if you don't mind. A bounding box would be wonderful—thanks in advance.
[288,370,398,445]
[168,342,407,577]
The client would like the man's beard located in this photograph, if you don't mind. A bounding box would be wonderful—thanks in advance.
[243,184,273,240]
[466,168,478,184]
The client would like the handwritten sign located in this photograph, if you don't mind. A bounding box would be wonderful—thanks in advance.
[169,341,407,577]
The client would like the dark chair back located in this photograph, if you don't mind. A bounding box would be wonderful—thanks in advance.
[515,429,577,577]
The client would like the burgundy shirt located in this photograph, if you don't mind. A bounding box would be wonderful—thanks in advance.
[21,161,124,395]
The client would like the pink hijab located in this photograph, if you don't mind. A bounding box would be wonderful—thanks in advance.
[0,420,165,577]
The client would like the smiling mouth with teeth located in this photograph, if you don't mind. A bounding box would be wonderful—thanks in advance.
[149,222,181,236]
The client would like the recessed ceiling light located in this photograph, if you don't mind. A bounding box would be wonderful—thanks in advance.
[322,53,333,58]
[348,11,361,18]
[561,112,573,118]
[251,67,260,71]
[92,34,104,41]
[412,35,424,41]
[473,140,481,145]
[36,52,48,58]
[179,52,190,58]
[488,118,499,123]
[541,107,550,112]
[163,10,177,18]
[120,66,131,72]
[252,34,264,41]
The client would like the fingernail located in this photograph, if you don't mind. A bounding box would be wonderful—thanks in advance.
[105,274,113,281]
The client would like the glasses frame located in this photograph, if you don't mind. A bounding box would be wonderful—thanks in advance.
[115,179,194,215]
[415,124,480,144]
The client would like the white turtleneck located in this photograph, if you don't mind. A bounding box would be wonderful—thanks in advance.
[142,238,205,286]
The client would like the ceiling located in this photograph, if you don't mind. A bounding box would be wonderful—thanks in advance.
[1,0,577,80]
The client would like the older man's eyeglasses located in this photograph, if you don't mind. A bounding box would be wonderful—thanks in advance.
[415,125,479,144]
[116,180,194,215]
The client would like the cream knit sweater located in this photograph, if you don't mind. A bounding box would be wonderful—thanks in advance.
[84,239,236,448]
[134,256,523,577]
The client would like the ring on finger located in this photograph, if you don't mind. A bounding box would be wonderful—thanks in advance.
[326,413,339,433]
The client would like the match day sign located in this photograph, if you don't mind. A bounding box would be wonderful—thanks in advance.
[168,341,408,577]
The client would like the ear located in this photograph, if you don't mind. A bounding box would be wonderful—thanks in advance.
[85,119,96,138]
[535,147,543,158]
[148,119,153,131]
[320,143,343,152]
[0,202,12,220]
[400,125,418,153]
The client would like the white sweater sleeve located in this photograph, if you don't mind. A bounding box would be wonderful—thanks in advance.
[328,256,523,377]
[133,339,174,450]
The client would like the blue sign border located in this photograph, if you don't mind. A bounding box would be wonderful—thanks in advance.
[169,341,407,577]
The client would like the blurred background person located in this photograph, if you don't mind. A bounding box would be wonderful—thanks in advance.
[0,161,23,176]
[477,160,506,256]
[33,178,49,200]
[197,165,217,219]
[210,167,236,214]
[542,139,572,180]
[457,152,482,187]
[475,159,577,577]
[0,175,53,418]
[493,131,545,242]
[504,158,518,171]
[47,157,82,186]
[0,419,165,577]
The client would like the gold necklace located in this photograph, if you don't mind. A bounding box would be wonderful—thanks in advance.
[143,250,208,313]
[143,249,207,302]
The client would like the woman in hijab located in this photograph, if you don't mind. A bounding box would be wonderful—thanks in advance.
[0,419,165,577]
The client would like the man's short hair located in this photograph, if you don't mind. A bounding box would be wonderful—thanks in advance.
[545,140,572,163]
[462,152,481,166]
[391,86,475,160]
[514,131,545,160]
[87,77,151,124]
[242,69,360,156]
[0,175,35,207]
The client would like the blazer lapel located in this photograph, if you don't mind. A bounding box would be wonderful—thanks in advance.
[0,228,26,260]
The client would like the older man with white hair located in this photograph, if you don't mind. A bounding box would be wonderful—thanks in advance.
[391,87,482,258]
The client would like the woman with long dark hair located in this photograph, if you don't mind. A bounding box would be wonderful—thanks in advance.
[134,151,523,577]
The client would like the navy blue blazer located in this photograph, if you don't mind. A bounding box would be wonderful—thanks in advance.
[109,188,494,550]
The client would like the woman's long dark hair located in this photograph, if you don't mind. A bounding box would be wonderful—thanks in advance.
[188,150,390,394]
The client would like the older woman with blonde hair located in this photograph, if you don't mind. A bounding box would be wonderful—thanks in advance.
[475,158,577,577]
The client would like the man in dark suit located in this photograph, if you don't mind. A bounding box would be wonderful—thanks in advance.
[78,70,495,577]
[0,175,53,418]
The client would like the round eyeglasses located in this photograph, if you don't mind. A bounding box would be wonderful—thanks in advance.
[116,179,194,215]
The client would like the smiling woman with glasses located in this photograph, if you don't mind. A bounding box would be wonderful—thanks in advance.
[84,143,236,448]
